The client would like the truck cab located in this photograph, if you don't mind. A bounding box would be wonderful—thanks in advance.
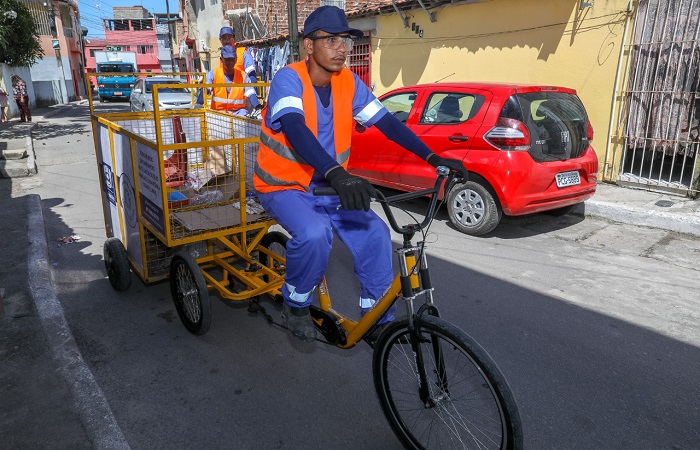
[95,61,137,102]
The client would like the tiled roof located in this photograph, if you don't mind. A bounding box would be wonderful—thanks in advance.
[345,0,418,18]
[239,33,290,47]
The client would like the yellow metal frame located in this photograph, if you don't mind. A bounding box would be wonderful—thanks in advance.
[88,72,283,301]
[314,252,420,349]
[86,70,424,349]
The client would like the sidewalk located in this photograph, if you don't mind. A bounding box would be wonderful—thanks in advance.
[1,104,699,448]
[1,103,129,449]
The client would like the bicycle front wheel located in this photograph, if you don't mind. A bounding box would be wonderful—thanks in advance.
[373,315,522,450]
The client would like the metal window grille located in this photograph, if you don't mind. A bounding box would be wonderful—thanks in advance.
[348,32,371,88]
[23,1,52,36]
[612,0,700,197]
[320,0,345,8]
[59,5,73,37]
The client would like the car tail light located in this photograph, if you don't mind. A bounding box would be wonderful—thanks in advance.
[484,117,531,151]
[587,120,594,140]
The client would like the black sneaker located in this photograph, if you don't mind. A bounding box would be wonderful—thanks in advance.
[281,303,316,342]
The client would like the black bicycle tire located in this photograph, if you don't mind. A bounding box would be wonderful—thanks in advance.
[373,315,523,450]
[259,231,288,279]
[169,251,211,335]
[103,238,131,291]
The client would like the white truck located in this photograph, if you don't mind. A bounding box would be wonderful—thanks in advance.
[94,51,138,101]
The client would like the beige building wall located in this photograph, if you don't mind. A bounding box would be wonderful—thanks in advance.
[370,0,633,175]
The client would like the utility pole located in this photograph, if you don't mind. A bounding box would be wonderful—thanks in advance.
[165,0,174,72]
[287,0,299,62]
[44,0,68,103]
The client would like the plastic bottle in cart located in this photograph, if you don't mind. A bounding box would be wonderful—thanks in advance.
[190,190,224,205]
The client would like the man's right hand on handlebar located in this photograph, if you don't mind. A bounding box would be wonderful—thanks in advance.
[325,166,376,211]
[427,153,469,182]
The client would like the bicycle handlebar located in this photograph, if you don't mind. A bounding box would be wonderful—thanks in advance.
[313,166,457,237]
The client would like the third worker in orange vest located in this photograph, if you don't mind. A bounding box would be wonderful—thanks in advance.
[218,26,257,83]
[253,6,468,343]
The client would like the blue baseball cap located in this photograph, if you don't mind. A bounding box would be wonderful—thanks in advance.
[219,26,235,37]
[221,45,237,59]
[302,6,363,39]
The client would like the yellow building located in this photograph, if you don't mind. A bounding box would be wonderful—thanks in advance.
[347,0,699,197]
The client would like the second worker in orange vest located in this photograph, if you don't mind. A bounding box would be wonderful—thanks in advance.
[195,45,260,115]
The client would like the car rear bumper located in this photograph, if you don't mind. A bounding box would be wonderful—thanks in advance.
[492,147,599,216]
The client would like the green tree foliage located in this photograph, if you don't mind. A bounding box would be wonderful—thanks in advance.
[0,0,43,66]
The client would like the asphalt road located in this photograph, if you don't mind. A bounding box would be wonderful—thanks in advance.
[13,102,700,449]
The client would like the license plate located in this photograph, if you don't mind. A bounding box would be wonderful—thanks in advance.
[555,170,581,188]
[114,92,122,96]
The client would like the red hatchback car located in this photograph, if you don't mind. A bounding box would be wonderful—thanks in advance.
[348,83,598,235]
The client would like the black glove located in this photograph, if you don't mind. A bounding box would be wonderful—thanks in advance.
[325,166,376,211]
[427,153,469,182]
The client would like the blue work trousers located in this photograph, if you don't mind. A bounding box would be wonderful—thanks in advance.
[258,188,394,318]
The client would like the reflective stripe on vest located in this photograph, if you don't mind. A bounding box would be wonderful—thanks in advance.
[253,61,355,193]
[210,67,245,112]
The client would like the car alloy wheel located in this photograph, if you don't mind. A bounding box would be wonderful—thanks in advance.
[446,180,502,236]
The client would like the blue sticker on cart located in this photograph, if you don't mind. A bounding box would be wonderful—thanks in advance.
[102,163,117,206]
[140,193,165,235]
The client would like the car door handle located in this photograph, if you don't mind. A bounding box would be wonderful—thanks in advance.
[448,135,469,142]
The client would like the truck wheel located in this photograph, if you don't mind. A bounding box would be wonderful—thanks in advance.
[99,96,106,103]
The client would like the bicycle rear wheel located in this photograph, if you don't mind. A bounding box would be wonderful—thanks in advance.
[373,315,522,450]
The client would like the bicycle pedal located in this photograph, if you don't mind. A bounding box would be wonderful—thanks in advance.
[309,306,346,346]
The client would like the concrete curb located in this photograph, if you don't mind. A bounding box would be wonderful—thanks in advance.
[27,194,131,450]
[26,127,37,175]
[584,199,700,237]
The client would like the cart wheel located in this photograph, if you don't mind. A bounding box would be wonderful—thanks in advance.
[259,231,288,273]
[259,231,288,303]
[170,252,211,335]
[103,238,131,291]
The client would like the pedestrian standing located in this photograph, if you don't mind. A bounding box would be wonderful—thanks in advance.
[0,86,8,122]
[12,77,31,122]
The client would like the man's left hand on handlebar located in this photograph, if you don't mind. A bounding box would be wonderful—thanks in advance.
[325,166,376,211]
[427,153,469,182]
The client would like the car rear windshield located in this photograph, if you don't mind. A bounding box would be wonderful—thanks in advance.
[502,92,590,162]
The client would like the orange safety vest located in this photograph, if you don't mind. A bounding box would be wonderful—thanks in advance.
[253,61,355,193]
[219,47,247,75]
[210,67,246,112]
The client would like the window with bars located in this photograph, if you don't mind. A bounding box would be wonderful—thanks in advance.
[105,20,130,31]
[348,31,371,88]
[60,5,73,37]
[132,19,154,31]
[320,0,345,8]
[25,3,52,36]
[137,45,154,54]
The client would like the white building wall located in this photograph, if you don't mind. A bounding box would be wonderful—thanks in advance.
[29,57,72,105]
[195,0,227,68]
